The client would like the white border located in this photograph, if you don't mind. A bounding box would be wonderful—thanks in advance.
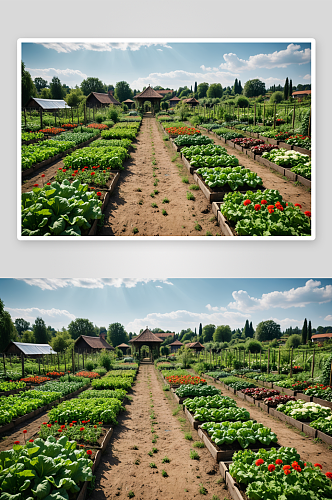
[17,38,315,241]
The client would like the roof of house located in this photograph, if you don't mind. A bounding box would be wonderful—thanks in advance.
[26,98,70,110]
[87,92,121,105]
[134,86,163,99]
[129,328,163,343]
[169,339,183,346]
[169,96,181,101]
[117,343,130,348]
[156,89,173,95]
[186,341,204,348]
[123,99,134,103]
[183,97,199,103]
[292,90,311,95]
[5,342,56,355]
[76,335,114,349]
[154,332,175,339]
[311,333,332,339]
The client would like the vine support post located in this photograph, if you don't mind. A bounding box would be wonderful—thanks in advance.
[260,350,262,370]
[329,360,332,387]
[273,103,276,129]
[290,347,293,377]
[267,348,270,374]
[292,104,295,132]
[311,348,315,380]
[21,352,25,378]
[72,349,75,373]
[248,350,250,369]
[278,347,281,375]
[2,353,6,377]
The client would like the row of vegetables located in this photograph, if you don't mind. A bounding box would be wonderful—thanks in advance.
[0,367,138,500]
[165,128,311,236]
[160,368,332,500]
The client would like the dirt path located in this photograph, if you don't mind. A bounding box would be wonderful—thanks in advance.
[0,408,49,451]
[99,117,221,236]
[196,127,311,212]
[205,378,332,471]
[90,364,229,500]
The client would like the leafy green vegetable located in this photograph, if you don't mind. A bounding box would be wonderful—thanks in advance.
[201,420,277,449]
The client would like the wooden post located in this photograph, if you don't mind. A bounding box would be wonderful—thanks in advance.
[83,352,85,369]
[311,348,315,379]
[77,107,79,125]
[209,349,212,370]
[247,102,249,124]
[278,347,281,375]
[93,107,95,122]
[40,108,43,129]
[2,354,6,376]
[263,102,265,126]
[21,353,25,377]
[329,360,332,387]
[57,353,60,371]
[260,350,262,369]
[71,108,74,123]
[267,348,270,374]
[254,103,256,126]
[290,347,293,377]
[64,353,66,372]
[273,103,276,129]
[38,356,40,374]
[248,350,250,369]
[72,349,75,373]
[84,103,87,126]
[308,105,311,136]
[292,104,295,132]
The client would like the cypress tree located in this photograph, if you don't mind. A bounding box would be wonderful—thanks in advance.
[233,78,238,94]
[199,323,202,337]
[307,320,312,343]
[194,81,197,93]
[301,318,308,345]
[249,321,254,338]
[289,79,293,100]
[243,319,250,337]
[284,78,289,101]
[238,80,242,94]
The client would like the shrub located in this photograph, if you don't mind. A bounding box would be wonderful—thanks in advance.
[285,334,302,349]
[85,360,95,371]
[95,114,104,123]
[246,339,262,353]
[99,350,113,371]
[270,91,284,104]
[235,96,249,108]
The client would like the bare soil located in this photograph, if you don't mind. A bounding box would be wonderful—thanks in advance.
[0,409,49,451]
[89,364,229,500]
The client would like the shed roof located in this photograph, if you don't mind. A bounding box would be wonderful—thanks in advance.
[123,99,134,103]
[26,98,70,110]
[87,92,121,106]
[311,333,332,339]
[169,96,181,101]
[156,89,174,95]
[76,335,114,349]
[5,342,56,355]
[183,97,199,103]
[292,90,311,95]
[117,343,130,348]
[135,86,163,99]
[154,332,175,339]
[186,341,204,348]
[129,328,163,343]
[169,339,183,346]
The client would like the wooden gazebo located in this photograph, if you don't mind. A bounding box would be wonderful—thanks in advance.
[169,339,183,353]
[117,343,131,355]
[186,341,205,354]
[134,86,163,115]
[129,327,162,361]
[183,97,199,107]
[123,99,135,109]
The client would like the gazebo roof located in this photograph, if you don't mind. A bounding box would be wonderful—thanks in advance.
[186,341,204,348]
[183,97,199,103]
[135,86,163,99]
[129,328,163,343]
[117,343,130,348]
[169,339,183,346]
[123,99,134,103]
[169,96,181,101]
[87,92,121,106]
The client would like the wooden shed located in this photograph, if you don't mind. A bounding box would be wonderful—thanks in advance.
[4,342,56,357]
[183,97,199,107]
[186,341,205,353]
[86,91,121,108]
[74,334,114,353]
[169,339,183,353]
[169,96,181,108]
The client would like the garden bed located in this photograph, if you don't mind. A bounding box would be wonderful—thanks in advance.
[88,171,120,236]
[312,397,332,409]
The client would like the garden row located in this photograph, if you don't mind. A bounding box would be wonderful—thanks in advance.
[0,366,138,500]
[158,368,332,500]
[158,122,311,236]
[21,122,141,237]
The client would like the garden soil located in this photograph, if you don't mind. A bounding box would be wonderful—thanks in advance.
[89,364,229,500]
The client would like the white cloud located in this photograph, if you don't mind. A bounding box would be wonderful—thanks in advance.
[228,280,332,312]
[15,278,173,291]
[6,307,76,329]
[217,44,311,72]
[126,309,248,333]
[268,317,303,329]
[206,304,227,312]
[324,315,332,322]
[131,69,238,91]
[303,74,311,80]
[27,67,87,86]
[40,42,172,53]
[157,49,163,52]
[156,286,163,289]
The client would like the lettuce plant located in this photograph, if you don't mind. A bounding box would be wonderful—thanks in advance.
[183,395,237,412]
[196,166,262,191]
[201,420,277,449]
[175,384,221,398]
[63,146,128,170]
[181,145,228,159]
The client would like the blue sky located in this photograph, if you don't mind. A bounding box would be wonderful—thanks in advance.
[21,40,311,91]
[0,278,330,333]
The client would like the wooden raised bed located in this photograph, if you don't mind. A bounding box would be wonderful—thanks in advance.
[295,393,312,403]
[312,397,332,409]
[88,171,120,236]
[255,155,285,176]
[293,145,311,157]
[184,407,200,430]
[317,430,332,446]
[182,155,195,175]
[278,142,293,150]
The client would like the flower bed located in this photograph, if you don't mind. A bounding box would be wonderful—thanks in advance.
[86,123,109,130]
[263,395,296,407]
[38,127,66,135]
[75,371,101,379]
[304,385,332,402]
[39,420,105,445]
[165,375,206,386]
[276,400,332,421]
[20,376,50,385]
[228,447,332,500]
[55,165,116,189]
[21,180,102,237]
[45,371,66,378]
[165,126,201,136]
[62,123,79,129]
[286,135,311,150]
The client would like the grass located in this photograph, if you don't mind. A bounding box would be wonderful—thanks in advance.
[184,432,192,440]
[152,437,157,444]
[151,203,158,208]
[210,215,217,222]
[190,449,200,460]
[128,492,135,498]
[211,496,220,500]
[199,484,207,495]
[132,227,138,234]
[182,176,189,183]
[154,180,159,186]
[172,406,181,416]
[149,462,157,468]
[313,437,323,444]
[193,441,205,448]
[189,184,200,190]
[187,191,195,201]
[161,470,168,478]
[195,222,202,231]
[162,209,167,216]
[171,153,180,162]
[163,385,170,391]
[206,231,213,236]
[162,456,170,463]
[162,197,170,203]
[163,136,169,141]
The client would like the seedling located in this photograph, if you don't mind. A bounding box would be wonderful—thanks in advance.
[152,447,158,453]
[162,197,169,203]
[184,432,192,440]
[153,172,156,177]
[182,176,189,183]
[154,189,159,194]
[163,385,170,391]
[194,222,202,231]
[162,209,167,216]
[134,459,140,465]
[187,191,195,201]
[128,491,135,498]
[132,445,138,450]
[199,484,207,495]
[161,470,168,477]
[152,159,157,165]
[150,193,155,198]
[136,188,142,192]
[151,203,158,208]
[152,437,157,443]
[206,231,213,236]
[154,180,159,186]
[210,215,216,222]
[190,449,200,460]
[172,406,181,416]
[171,153,179,162]
[189,184,200,190]
[138,199,143,205]
[162,456,170,463]
[132,227,139,234]
[149,462,157,468]
[193,441,205,448]
[211,496,220,500]
[148,450,153,457]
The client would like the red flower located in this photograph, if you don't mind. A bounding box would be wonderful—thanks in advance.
[254,204,261,211]
[314,463,322,470]
[87,450,93,455]
[23,430,27,434]
[284,469,291,475]
[58,429,62,433]
[29,439,34,443]
[243,199,251,206]
[326,472,332,479]
[283,465,291,470]
[63,169,66,173]
[47,182,51,185]
[295,203,302,208]
[72,421,77,423]
[33,184,39,187]
[275,459,283,465]
[91,172,95,176]
[261,200,267,205]
[61,425,66,429]
[268,464,275,472]
[47,424,52,428]
[14,441,20,444]
[58,167,62,170]
[55,421,58,423]
[94,425,97,428]
[72,174,76,177]
[267,205,274,210]
[255,459,264,466]
[97,192,102,196]
[98,422,102,425]
[304,211,311,217]
[41,174,45,178]
[80,427,85,431]
[276,205,284,211]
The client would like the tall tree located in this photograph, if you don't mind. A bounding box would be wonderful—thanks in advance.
[68,318,96,340]
[33,317,48,344]
[207,83,223,98]
[14,318,30,337]
[249,321,254,338]
[50,76,64,99]
[34,77,48,93]
[243,319,250,338]
[233,78,238,94]
[238,80,243,94]
[22,61,37,106]
[114,81,133,102]
[80,77,105,96]
[255,320,281,342]
[289,79,293,100]
[197,82,209,98]
[213,325,232,343]
[51,331,73,352]
[202,324,216,343]
[107,323,128,346]
[21,331,35,343]
[243,79,266,98]
[301,318,308,345]
[199,323,202,338]
[0,299,17,351]
[307,320,312,343]
[40,88,52,99]
[65,88,84,108]
[194,81,197,93]
[284,77,289,101]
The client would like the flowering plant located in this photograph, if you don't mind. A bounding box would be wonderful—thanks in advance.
[166,126,201,136]
[277,400,332,421]
[165,375,206,386]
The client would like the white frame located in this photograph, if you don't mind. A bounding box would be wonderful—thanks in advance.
[17,38,315,241]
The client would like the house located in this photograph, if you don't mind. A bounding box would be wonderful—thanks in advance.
[169,96,181,108]
[183,97,199,107]
[311,333,332,343]
[86,91,121,108]
[74,334,114,353]
[155,89,174,97]
[291,90,311,101]
[169,339,183,353]
[186,341,205,353]
[154,332,175,342]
